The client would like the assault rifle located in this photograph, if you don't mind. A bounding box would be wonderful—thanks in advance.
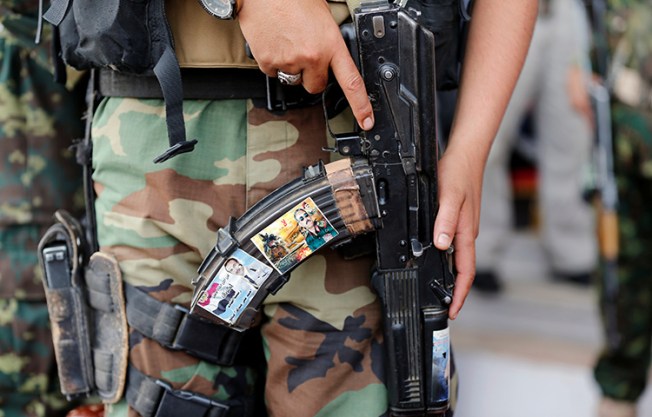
[190,1,455,415]
[590,79,620,349]
[352,2,455,415]
[586,0,621,349]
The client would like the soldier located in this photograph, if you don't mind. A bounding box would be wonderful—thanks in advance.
[0,1,85,416]
[593,2,652,416]
[49,0,537,415]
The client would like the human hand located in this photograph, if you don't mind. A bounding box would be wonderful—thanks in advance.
[429,0,537,319]
[433,148,483,320]
[567,65,595,129]
[237,0,374,130]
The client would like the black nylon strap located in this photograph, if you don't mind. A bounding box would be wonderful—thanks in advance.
[124,284,245,365]
[126,366,240,417]
[77,70,100,253]
[97,68,321,112]
[42,0,70,25]
[144,0,196,163]
[152,46,197,163]
[98,68,269,100]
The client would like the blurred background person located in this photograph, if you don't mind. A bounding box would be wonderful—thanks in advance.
[0,1,85,415]
[593,1,652,416]
[474,0,598,293]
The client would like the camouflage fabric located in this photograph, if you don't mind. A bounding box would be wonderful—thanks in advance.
[605,0,652,110]
[593,0,652,403]
[594,102,652,402]
[0,2,85,416]
[92,96,457,416]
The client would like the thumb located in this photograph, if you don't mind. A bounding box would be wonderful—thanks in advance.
[433,196,462,250]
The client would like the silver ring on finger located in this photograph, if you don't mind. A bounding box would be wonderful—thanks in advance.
[277,70,303,86]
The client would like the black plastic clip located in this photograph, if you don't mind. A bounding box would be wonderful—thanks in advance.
[153,140,199,164]
[154,379,230,417]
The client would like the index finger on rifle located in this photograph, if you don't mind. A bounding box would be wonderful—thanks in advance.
[331,47,374,131]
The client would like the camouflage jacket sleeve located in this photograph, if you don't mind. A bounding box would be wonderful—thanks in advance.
[608,0,652,179]
[608,0,652,107]
[0,0,47,47]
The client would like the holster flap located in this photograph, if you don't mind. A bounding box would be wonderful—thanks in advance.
[84,252,129,403]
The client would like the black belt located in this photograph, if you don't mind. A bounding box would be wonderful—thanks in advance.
[98,68,322,112]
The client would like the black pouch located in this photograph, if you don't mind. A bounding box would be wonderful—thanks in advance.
[38,210,94,399]
[38,210,129,403]
[42,0,157,75]
[42,0,197,162]
[49,0,151,73]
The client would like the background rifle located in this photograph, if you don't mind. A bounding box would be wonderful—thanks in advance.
[587,0,621,349]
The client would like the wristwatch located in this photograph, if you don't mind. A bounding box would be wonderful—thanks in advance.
[199,0,238,19]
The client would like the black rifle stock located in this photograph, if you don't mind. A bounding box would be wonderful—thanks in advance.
[190,2,454,414]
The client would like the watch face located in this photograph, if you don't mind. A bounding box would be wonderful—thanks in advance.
[199,0,233,19]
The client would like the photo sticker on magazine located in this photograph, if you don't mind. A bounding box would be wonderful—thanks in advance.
[251,197,338,274]
[196,248,273,324]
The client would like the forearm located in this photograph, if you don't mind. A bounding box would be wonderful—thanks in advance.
[447,0,538,170]
[434,0,537,318]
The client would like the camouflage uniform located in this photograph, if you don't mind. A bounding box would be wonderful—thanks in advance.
[93,100,458,416]
[593,0,652,404]
[0,1,85,416]
[94,99,386,417]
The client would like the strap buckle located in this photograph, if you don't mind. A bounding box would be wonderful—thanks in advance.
[171,304,244,365]
[154,379,230,417]
[264,76,322,113]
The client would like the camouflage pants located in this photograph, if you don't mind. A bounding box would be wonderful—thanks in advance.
[0,23,84,417]
[93,95,458,417]
[594,103,652,402]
